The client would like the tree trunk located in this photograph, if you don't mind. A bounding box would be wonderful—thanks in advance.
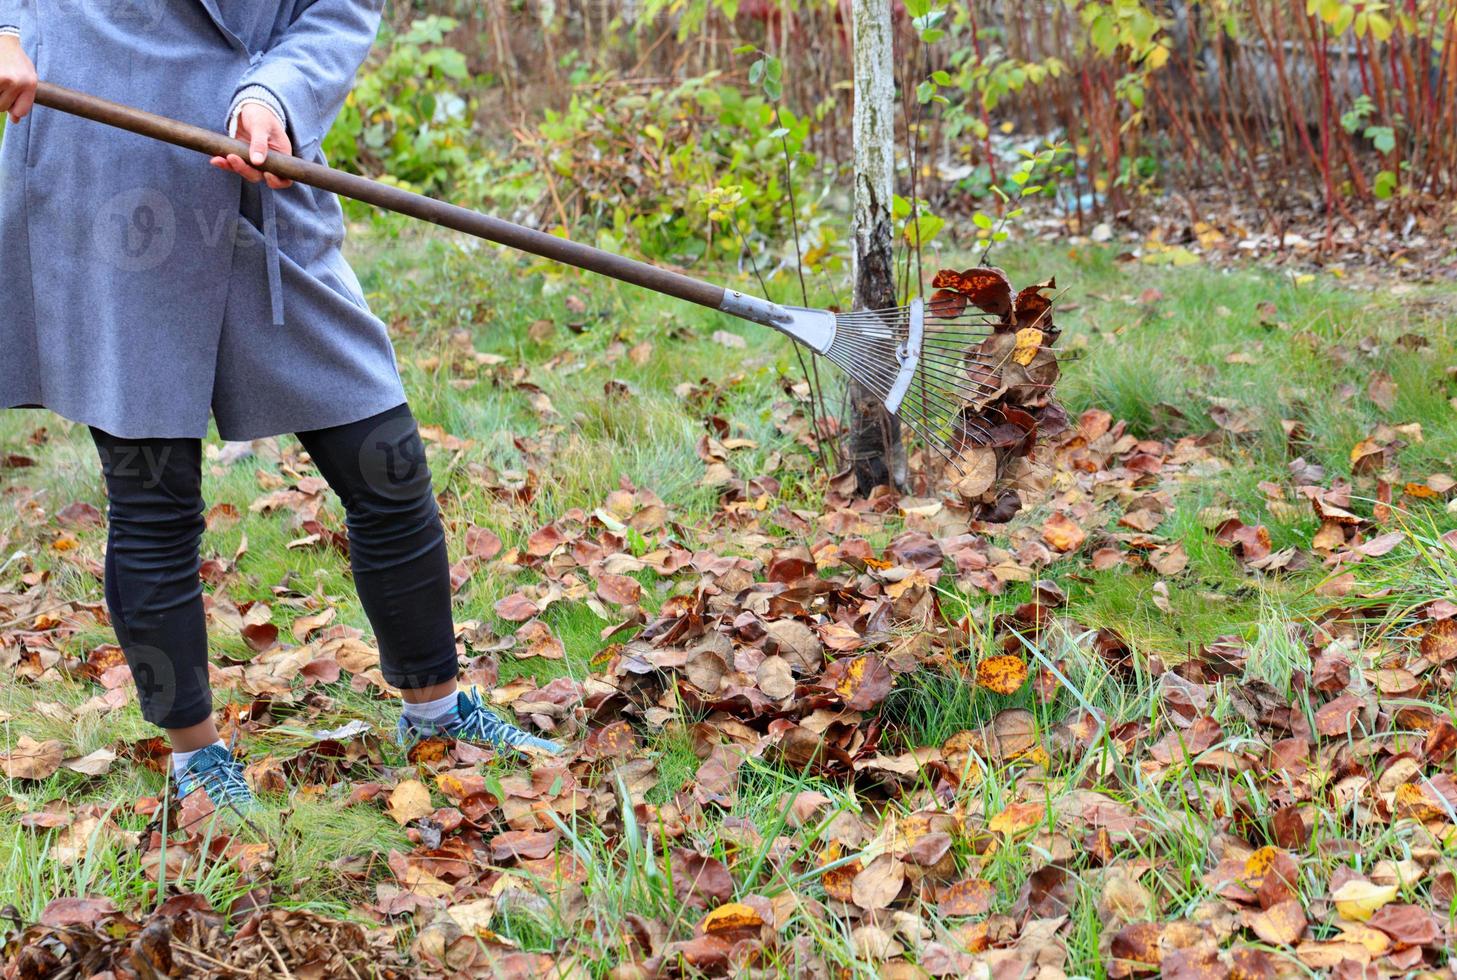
[848,0,905,496]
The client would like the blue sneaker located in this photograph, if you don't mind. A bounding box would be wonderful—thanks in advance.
[396,688,563,756]
[174,743,258,813]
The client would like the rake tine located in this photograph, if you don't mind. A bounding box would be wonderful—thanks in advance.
[895,410,986,478]
[842,350,1006,435]
[829,332,1002,389]
[900,393,999,443]
[922,322,1000,333]
[912,364,1004,401]
[895,414,965,476]
[916,352,1004,376]
[856,354,1005,405]
[916,362,1007,392]
[916,352,1012,380]
[841,358,998,444]
[908,387,1011,438]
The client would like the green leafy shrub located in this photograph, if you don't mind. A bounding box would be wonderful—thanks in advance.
[324,16,839,279]
[490,72,841,276]
[324,16,475,196]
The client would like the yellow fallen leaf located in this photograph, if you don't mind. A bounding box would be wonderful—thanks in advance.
[1393,781,1447,822]
[1349,438,1383,467]
[1247,899,1305,946]
[1041,512,1086,553]
[976,655,1029,695]
[884,569,931,600]
[1335,922,1391,956]
[951,446,998,499]
[1331,880,1397,921]
[1012,328,1044,366]
[436,773,467,800]
[447,898,498,934]
[1296,940,1370,969]
[988,802,1044,836]
[1012,744,1052,768]
[817,841,862,904]
[386,779,434,825]
[701,902,764,934]
[1242,845,1283,884]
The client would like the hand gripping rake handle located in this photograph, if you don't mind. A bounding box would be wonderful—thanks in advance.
[32,82,802,333]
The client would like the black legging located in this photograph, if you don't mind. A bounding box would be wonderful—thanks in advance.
[91,403,459,729]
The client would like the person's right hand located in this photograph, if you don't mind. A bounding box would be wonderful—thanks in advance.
[0,36,38,123]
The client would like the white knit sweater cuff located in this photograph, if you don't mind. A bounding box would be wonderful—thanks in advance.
[226,85,287,139]
[0,26,21,38]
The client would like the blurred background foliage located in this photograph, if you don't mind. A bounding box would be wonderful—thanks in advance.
[272,2,1457,283]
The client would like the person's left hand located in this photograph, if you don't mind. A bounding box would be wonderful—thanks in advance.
[210,103,293,189]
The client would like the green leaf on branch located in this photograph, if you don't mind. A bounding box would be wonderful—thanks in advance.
[903,213,946,247]
[1365,125,1395,154]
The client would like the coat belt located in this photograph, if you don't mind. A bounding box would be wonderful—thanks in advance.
[261,185,284,326]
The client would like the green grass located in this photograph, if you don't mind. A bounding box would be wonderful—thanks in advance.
[3,229,1456,974]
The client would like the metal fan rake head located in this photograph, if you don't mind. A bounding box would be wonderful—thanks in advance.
[721,290,1009,473]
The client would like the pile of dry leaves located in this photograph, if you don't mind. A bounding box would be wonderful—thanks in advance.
[5,896,405,978]
[3,318,1457,977]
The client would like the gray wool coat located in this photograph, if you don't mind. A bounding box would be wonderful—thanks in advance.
[0,0,406,440]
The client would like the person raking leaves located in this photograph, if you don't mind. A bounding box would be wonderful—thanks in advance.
[0,2,562,816]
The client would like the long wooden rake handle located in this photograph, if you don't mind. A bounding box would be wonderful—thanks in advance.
[33,82,731,312]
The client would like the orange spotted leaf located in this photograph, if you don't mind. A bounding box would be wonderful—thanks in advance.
[936,878,995,916]
[928,289,968,319]
[1420,619,1457,664]
[1041,512,1087,552]
[988,802,1045,836]
[825,654,893,711]
[1393,782,1446,822]
[1013,280,1055,328]
[976,655,1029,695]
[930,267,1012,318]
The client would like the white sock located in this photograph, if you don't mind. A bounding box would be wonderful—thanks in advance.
[172,740,227,777]
[402,691,460,728]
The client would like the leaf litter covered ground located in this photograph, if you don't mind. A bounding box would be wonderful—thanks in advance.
[2,234,1456,978]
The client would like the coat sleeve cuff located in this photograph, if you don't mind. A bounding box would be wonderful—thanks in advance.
[233,60,320,154]
[227,85,288,139]
[0,0,31,38]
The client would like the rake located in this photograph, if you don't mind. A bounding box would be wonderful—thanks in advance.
[34,83,1008,468]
